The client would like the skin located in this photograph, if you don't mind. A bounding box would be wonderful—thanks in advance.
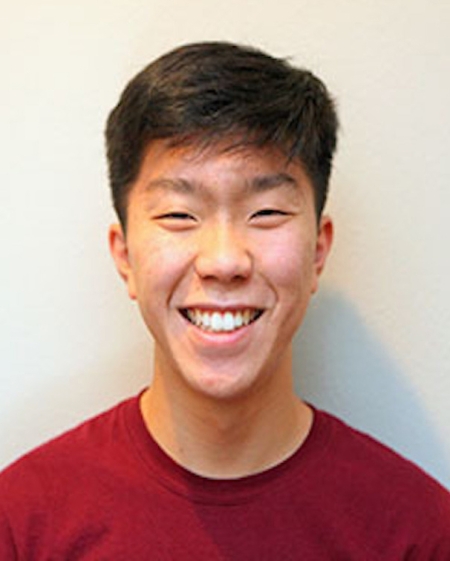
[109,139,333,478]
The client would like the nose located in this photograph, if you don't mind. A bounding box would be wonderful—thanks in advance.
[194,221,252,283]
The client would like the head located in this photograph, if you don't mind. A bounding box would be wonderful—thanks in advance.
[105,41,338,229]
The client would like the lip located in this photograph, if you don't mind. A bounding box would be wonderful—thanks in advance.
[178,305,265,346]
[179,303,264,312]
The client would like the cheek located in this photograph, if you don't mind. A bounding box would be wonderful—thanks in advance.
[132,234,194,303]
[258,230,316,291]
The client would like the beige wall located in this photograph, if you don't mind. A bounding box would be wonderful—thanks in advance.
[1,0,449,487]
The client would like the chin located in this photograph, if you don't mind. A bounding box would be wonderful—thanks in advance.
[182,363,269,403]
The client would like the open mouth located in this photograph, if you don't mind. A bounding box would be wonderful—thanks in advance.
[180,308,264,333]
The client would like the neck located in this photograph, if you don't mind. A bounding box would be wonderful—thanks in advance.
[140,361,312,479]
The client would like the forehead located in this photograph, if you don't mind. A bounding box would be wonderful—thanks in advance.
[130,138,314,202]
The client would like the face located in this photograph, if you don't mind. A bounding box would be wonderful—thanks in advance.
[110,140,332,402]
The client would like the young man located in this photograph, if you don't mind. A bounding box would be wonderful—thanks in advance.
[1,42,449,559]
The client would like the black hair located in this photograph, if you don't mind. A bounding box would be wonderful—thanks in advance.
[105,41,338,227]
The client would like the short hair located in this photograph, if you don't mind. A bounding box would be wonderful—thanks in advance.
[105,41,338,227]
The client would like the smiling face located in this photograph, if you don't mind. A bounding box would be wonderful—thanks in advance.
[110,139,332,403]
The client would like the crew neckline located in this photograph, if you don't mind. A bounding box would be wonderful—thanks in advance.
[123,390,332,505]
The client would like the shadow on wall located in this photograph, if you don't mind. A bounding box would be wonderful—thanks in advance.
[293,286,450,488]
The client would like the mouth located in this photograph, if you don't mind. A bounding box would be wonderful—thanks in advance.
[180,308,264,333]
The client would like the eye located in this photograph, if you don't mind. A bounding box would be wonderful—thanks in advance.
[252,209,289,218]
[250,208,292,228]
[154,211,197,231]
[157,212,195,220]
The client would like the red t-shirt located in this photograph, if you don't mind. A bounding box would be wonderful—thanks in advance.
[1,393,449,560]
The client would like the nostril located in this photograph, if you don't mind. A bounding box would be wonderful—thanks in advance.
[194,256,253,281]
[194,241,253,281]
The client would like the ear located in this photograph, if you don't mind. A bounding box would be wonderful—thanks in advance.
[108,223,137,300]
[311,215,333,294]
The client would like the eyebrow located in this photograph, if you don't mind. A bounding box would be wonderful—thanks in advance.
[145,172,298,195]
[144,178,194,193]
[250,172,298,193]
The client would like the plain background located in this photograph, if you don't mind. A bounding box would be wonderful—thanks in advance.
[1,0,449,488]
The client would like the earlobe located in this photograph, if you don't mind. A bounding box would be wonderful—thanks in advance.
[311,215,333,294]
[108,223,137,300]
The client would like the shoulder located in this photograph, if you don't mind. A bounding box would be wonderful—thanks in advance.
[0,393,140,503]
[314,409,450,536]
[0,392,152,559]
[318,409,448,485]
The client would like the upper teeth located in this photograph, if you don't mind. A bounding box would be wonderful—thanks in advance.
[185,309,260,332]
